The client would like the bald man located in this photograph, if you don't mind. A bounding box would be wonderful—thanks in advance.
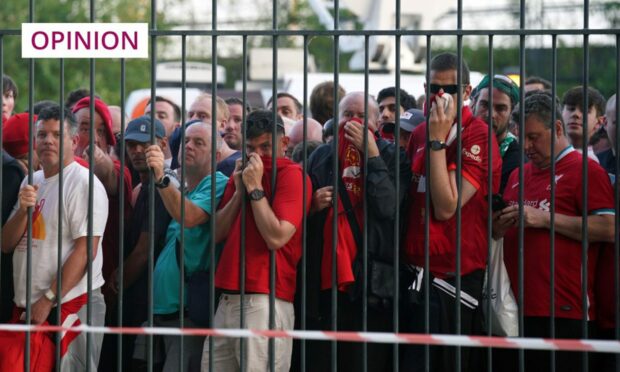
[304,92,411,371]
[285,118,323,158]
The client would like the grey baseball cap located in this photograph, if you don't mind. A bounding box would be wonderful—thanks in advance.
[399,109,425,133]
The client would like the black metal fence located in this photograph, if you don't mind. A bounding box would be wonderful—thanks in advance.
[0,0,619,372]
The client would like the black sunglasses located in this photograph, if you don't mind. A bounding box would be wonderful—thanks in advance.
[429,84,460,95]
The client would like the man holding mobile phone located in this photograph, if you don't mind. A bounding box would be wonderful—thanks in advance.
[492,91,614,371]
[402,52,502,372]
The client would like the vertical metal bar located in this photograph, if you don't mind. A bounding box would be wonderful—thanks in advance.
[581,3,590,370]
[331,0,340,370]
[117,57,127,372]
[518,1,527,371]
[269,0,278,368]
[615,34,620,372]
[178,34,187,372]
[209,2,218,371]
[87,58,95,372]
[423,34,431,372]
[455,1,463,370]
[362,34,369,372]
[393,1,401,369]
[0,35,3,341]
[550,34,558,372]
[55,58,65,372]
[239,33,248,372]
[485,36,494,372]
[148,0,157,370]
[86,2,96,370]
[300,33,309,372]
[24,0,35,368]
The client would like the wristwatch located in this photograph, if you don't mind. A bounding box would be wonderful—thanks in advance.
[429,140,448,151]
[248,189,266,201]
[44,289,57,303]
[155,175,170,189]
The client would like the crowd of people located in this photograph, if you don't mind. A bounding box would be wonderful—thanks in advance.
[0,51,618,372]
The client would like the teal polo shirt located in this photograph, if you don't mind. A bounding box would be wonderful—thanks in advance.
[153,171,228,315]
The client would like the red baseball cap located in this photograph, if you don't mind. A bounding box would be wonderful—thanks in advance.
[3,113,37,158]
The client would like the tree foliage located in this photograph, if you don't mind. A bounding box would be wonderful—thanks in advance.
[1,0,170,110]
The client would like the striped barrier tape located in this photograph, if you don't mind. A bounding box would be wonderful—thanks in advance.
[0,323,619,354]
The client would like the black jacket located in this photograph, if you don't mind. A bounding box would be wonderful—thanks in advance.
[302,138,411,316]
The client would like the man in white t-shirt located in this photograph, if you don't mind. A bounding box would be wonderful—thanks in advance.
[1,104,109,370]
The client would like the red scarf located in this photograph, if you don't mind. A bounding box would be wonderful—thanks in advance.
[321,121,371,291]
[258,156,295,196]
[10,293,88,358]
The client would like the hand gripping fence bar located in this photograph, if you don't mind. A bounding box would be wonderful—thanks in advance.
[3,324,620,354]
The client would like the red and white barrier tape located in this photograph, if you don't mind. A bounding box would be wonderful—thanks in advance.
[0,323,618,353]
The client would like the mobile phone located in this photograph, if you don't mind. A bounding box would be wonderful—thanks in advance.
[491,194,507,212]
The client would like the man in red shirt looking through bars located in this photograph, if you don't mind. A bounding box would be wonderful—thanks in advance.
[202,109,311,372]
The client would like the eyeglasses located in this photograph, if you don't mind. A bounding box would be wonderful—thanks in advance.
[429,84,462,95]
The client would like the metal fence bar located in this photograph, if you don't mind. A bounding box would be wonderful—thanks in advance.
[178,33,188,372]
[269,0,278,370]
[485,34,494,372]
[423,34,432,372]
[54,57,65,372]
[24,0,35,365]
[0,35,3,366]
[209,0,219,368]
[299,32,309,372]
[85,1,97,371]
[86,56,95,372]
[2,28,620,37]
[147,0,158,368]
[117,57,127,372]
[615,34,620,372]
[239,33,248,372]
[393,2,402,370]
[550,33,558,372]
[455,2,464,370]
[362,33,369,372]
[581,3,591,371]
[517,3,527,372]
[331,0,341,369]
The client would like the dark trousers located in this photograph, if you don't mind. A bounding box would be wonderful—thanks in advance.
[592,328,619,372]
[490,317,596,372]
[299,290,394,372]
[400,269,485,372]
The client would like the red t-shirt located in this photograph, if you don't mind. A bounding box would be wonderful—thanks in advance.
[403,107,502,278]
[214,158,312,302]
[502,148,615,320]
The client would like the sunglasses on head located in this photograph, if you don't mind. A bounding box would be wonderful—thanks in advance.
[429,84,461,95]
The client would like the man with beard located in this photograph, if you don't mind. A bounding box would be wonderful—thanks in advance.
[106,116,179,370]
[473,74,521,192]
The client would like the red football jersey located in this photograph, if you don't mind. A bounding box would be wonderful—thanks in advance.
[502,147,615,320]
[403,107,502,278]
[215,158,312,302]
